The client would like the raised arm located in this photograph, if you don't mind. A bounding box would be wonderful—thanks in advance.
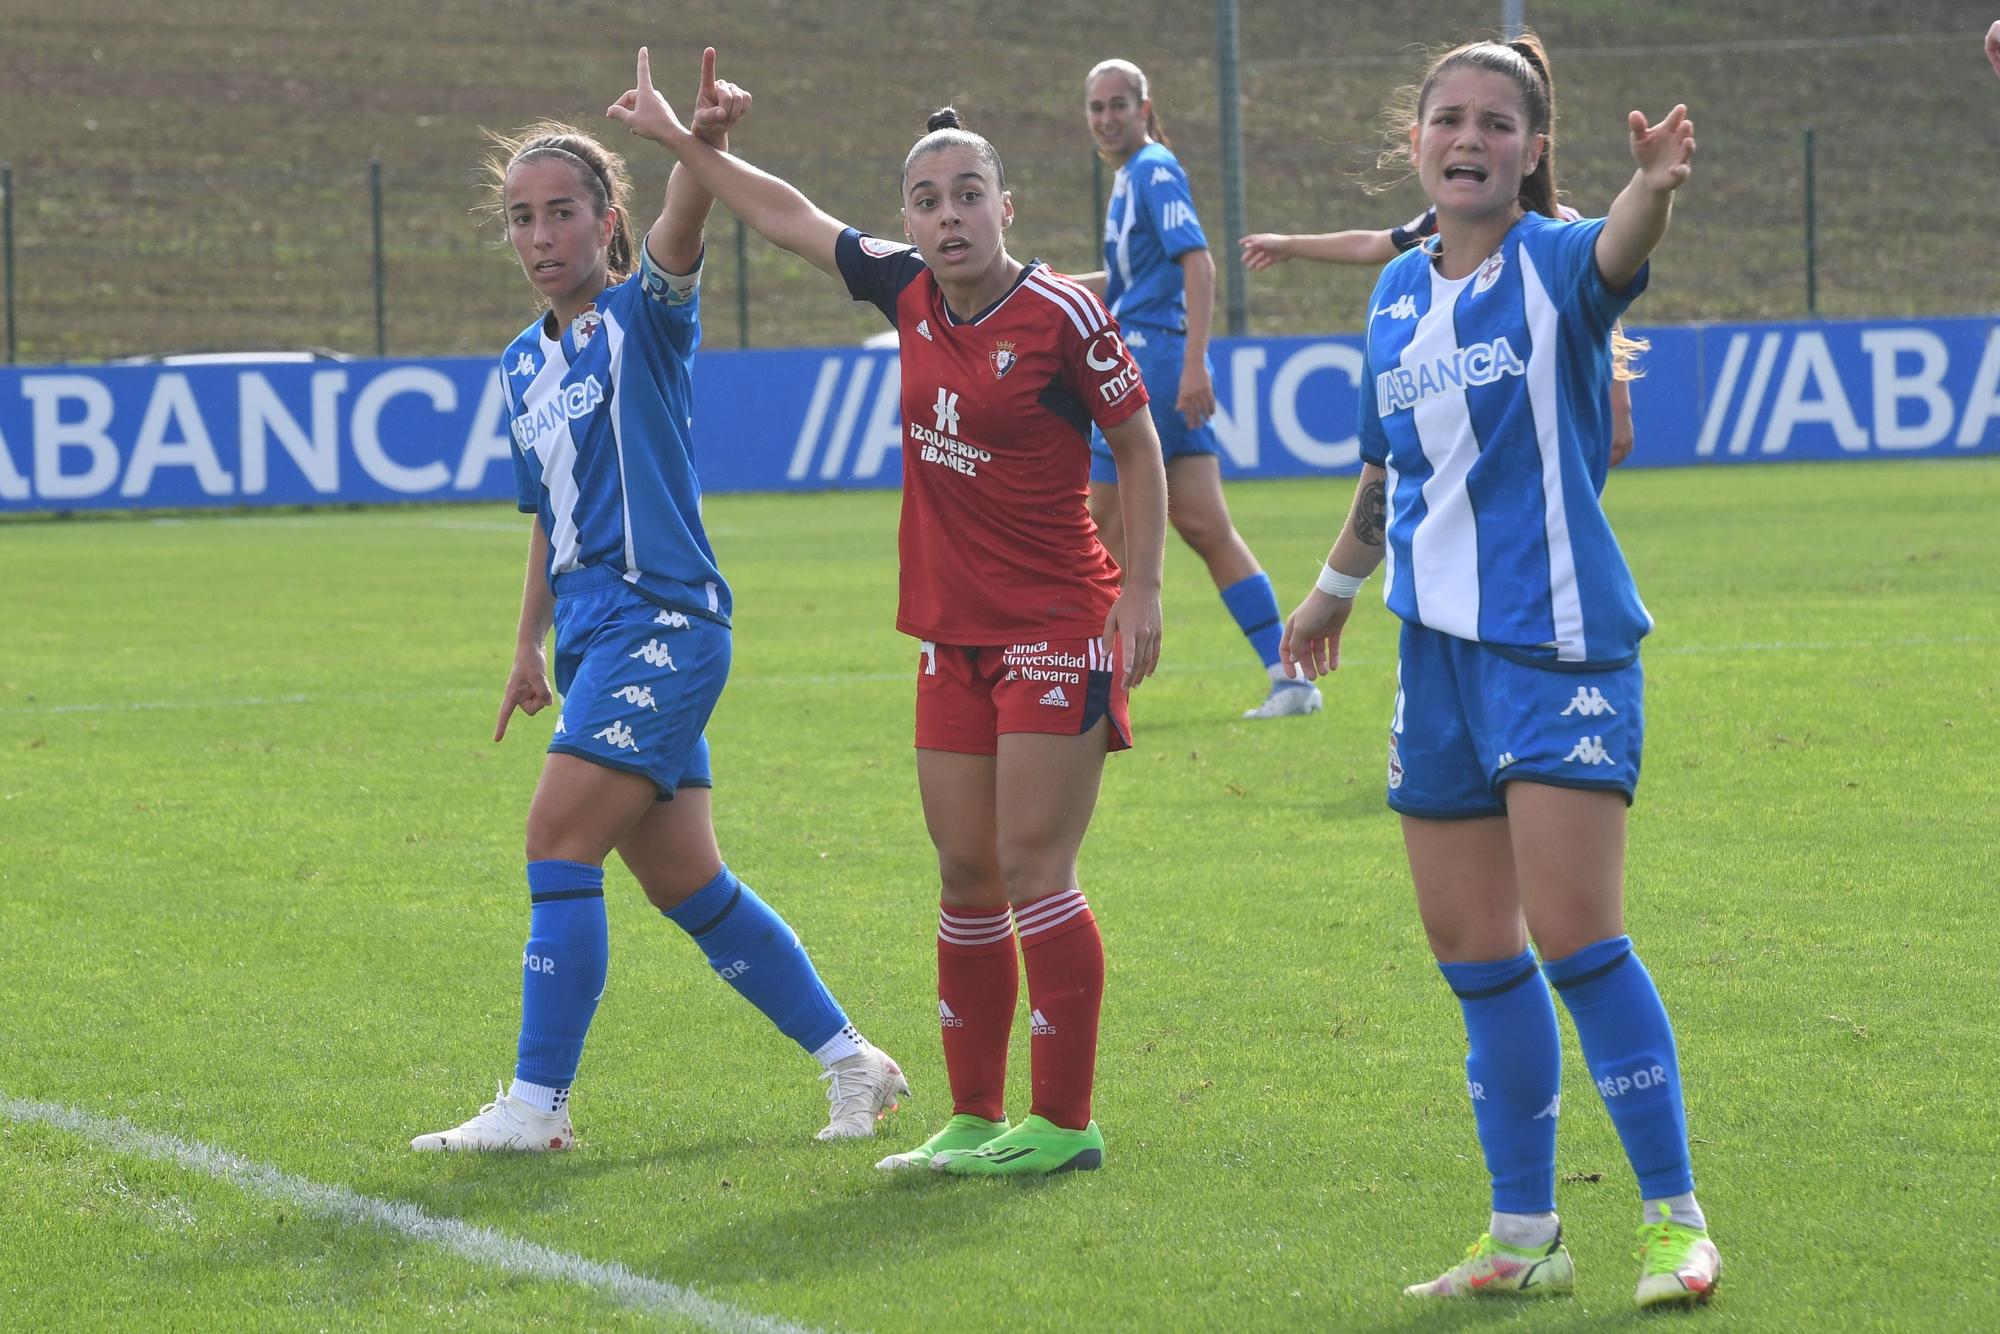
[609,46,848,278]
[645,47,750,272]
[1240,229,1400,270]
[1595,105,1695,294]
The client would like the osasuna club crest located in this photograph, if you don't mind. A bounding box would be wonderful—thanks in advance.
[989,340,1018,380]
[570,306,603,349]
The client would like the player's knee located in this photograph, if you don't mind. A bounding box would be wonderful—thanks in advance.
[936,849,1005,909]
[994,844,1075,906]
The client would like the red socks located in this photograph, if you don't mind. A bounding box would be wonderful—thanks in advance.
[1015,889,1103,1130]
[936,905,1017,1122]
[935,891,1104,1130]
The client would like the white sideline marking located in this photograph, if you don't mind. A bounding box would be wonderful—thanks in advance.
[2,635,1992,720]
[0,1091,815,1334]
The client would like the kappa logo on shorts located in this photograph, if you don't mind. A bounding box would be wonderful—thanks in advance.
[554,713,567,735]
[1533,1093,1562,1120]
[653,609,691,628]
[593,721,639,751]
[1038,685,1070,708]
[1564,735,1616,766]
[1124,327,1147,350]
[1560,686,1617,717]
[1387,730,1405,790]
[612,685,658,711]
[628,639,677,670]
[1496,751,1516,769]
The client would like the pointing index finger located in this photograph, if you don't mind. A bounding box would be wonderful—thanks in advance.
[701,46,717,96]
[637,45,652,90]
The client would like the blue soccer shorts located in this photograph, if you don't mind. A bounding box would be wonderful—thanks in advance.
[1386,621,1644,819]
[546,567,727,799]
[1090,325,1219,483]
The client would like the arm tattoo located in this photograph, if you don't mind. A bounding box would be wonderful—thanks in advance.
[1354,479,1387,547]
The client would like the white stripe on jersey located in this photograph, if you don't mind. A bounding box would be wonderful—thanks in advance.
[1023,272,1106,338]
[1406,269,1483,639]
[1518,247,1586,660]
[525,333,586,574]
[1111,167,1138,315]
[1039,268,1114,324]
[602,311,641,582]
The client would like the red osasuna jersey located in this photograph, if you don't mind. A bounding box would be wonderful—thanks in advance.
[836,229,1150,644]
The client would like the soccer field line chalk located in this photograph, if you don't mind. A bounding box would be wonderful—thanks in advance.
[3,634,1993,720]
[0,1091,817,1334]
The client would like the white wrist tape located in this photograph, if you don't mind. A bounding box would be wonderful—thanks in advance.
[1315,562,1367,600]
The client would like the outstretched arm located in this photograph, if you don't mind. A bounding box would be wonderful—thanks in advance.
[609,46,847,278]
[1596,105,1695,293]
[1240,229,1399,270]
[646,47,751,273]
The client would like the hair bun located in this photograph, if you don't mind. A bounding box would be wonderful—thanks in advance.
[926,106,964,133]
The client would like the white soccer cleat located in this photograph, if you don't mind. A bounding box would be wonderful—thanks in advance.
[411,1082,575,1153]
[1242,679,1324,719]
[816,1046,910,1140]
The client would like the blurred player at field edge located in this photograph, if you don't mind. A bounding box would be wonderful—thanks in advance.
[609,45,1170,1176]
[412,52,905,1153]
[1280,33,1722,1309]
[1072,60,1319,720]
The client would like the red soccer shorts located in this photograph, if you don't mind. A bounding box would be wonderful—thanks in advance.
[914,635,1132,755]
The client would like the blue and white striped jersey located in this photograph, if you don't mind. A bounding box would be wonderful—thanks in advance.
[503,247,729,626]
[1103,142,1208,332]
[1359,212,1651,667]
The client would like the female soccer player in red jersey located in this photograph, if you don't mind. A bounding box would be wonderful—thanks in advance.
[608,47,1169,1176]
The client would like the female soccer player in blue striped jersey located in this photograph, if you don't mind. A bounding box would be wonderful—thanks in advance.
[413,52,905,1153]
[1280,35,1722,1309]
[1241,206,1639,468]
[1072,60,1318,720]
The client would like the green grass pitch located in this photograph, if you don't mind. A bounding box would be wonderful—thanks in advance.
[2,458,1995,1329]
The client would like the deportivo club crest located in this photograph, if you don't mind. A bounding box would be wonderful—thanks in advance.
[1472,249,1507,296]
[989,340,1018,380]
[570,306,603,349]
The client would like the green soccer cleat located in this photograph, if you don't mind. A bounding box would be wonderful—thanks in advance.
[1634,1209,1721,1309]
[874,1113,1008,1170]
[929,1113,1104,1176]
[1403,1231,1575,1298]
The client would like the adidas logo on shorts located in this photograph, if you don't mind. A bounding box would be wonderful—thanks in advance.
[1038,685,1069,708]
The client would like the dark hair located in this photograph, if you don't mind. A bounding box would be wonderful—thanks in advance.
[481,121,637,284]
[903,106,1006,190]
[1376,30,1557,220]
[1085,59,1171,153]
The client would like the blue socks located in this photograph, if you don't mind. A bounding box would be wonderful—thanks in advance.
[515,859,610,1093]
[1543,935,1695,1200]
[663,865,849,1056]
[1439,950,1562,1214]
[1219,572,1283,669]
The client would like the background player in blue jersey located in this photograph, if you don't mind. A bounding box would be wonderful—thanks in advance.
[1278,34,1722,1310]
[413,51,906,1153]
[1073,59,1318,720]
